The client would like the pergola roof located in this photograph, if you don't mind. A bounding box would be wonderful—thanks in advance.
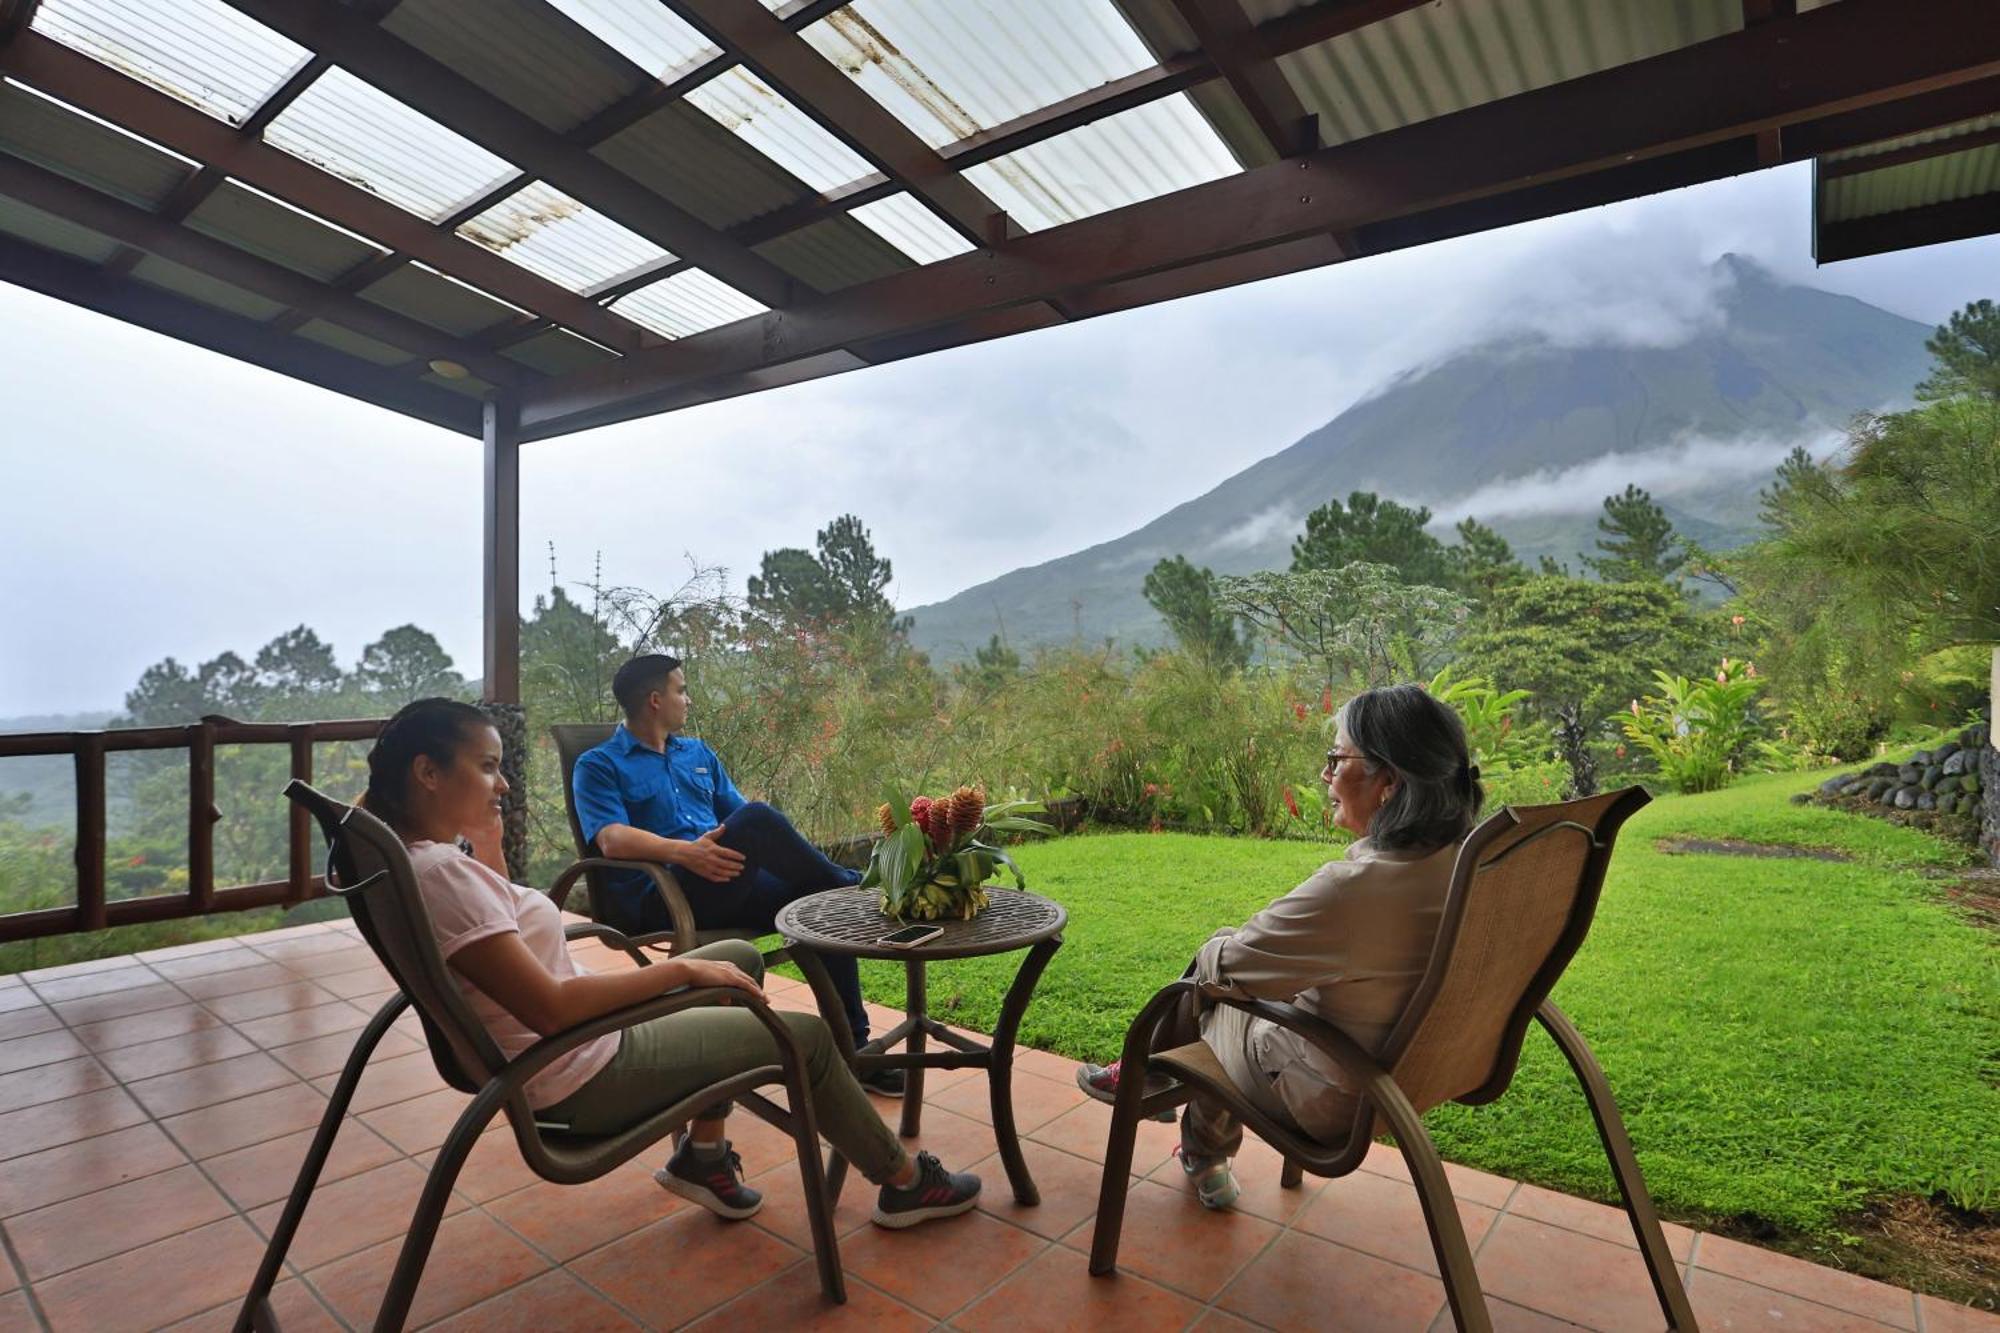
[1,0,1996,442]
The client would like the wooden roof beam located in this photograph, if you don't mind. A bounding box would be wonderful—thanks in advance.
[1817,190,2000,261]
[1168,0,1317,160]
[518,0,2000,439]
[218,0,798,309]
[661,0,1017,246]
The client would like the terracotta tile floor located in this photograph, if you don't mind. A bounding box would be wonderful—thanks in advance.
[0,922,1993,1333]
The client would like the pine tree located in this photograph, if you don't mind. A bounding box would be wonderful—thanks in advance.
[1143,555,1249,671]
[1582,485,1686,584]
[1289,491,1453,586]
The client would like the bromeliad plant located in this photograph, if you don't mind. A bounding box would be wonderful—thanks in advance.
[864,786,1053,921]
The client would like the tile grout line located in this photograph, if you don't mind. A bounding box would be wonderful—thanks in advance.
[0,1221,54,1333]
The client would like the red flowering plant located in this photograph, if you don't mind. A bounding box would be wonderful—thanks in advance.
[862,786,1053,921]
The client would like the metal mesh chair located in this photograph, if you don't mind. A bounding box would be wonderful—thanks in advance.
[1088,788,1697,1333]
[234,781,843,1332]
[549,722,782,962]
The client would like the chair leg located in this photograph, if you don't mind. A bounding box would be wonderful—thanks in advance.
[232,994,408,1333]
[1537,1001,1698,1333]
[777,1024,845,1304]
[370,1091,503,1332]
[1354,1073,1492,1333]
[1280,1158,1304,1189]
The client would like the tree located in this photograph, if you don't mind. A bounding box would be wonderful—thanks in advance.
[1582,485,1687,585]
[1459,576,1711,795]
[254,625,343,698]
[1143,556,1250,671]
[522,583,625,723]
[1916,298,2000,404]
[1445,518,1524,600]
[356,625,465,704]
[1290,491,1453,586]
[953,634,1022,691]
[1219,564,1468,691]
[748,514,905,637]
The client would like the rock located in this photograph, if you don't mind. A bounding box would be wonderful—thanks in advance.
[1938,775,1962,796]
[1943,750,1971,776]
[1917,792,1938,811]
[1868,778,1895,800]
[1868,761,1900,778]
[1935,741,1961,761]
[1964,772,1983,795]
[1790,792,1813,805]
[1893,787,1919,809]
[1820,774,1858,796]
[1877,785,1901,806]
[1912,750,1934,766]
[1898,765,1923,785]
[1920,766,1943,791]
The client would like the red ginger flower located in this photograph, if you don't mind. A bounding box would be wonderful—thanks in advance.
[948,785,983,842]
[909,796,935,837]
[1283,786,1302,820]
[876,803,896,837]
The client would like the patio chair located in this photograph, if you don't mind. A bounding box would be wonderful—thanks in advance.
[549,723,783,963]
[235,781,843,1333]
[1088,788,1698,1333]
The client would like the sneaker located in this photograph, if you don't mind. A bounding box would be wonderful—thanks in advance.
[655,1137,763,1220]
[1173,1144,1241,1210]
[872,1151,981,1229]
[858,1066,907,1098]
[1075,1060,1176,1122]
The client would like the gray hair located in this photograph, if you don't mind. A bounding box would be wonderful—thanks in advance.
[1338,684,1484,852]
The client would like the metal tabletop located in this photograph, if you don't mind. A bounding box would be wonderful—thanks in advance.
[774,887,1066,962]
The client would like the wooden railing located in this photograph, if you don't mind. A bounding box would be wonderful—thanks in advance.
[0,715,387,943]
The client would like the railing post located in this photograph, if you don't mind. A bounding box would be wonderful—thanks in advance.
[289,724,316,903]
[74,734,106,932]
[188,719,217,913]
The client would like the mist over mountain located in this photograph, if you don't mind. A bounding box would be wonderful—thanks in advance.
[903,256,1933,658]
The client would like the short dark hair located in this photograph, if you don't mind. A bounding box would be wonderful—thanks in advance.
[612,653,683,717]
[1338,683,1484,852]
[364,698,490,834]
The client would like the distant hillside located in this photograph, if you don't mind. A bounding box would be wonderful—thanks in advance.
[0,711,116,827]
[905,257,1933,657]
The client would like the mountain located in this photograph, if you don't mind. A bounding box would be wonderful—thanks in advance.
[904,257,1933,657]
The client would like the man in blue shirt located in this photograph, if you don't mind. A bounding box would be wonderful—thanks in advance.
[572,654,903,1096]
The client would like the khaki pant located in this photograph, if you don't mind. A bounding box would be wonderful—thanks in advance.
[539,940,908,1184]
[1153,987,1300,1160]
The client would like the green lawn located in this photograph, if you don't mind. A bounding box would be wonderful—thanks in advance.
[832,772,1998,1241]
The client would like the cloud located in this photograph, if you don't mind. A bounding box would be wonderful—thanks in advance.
[1208,504,1303,553]
[1426,427,1846,525]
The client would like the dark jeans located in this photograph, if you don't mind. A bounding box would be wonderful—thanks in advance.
[614,801,869,1046]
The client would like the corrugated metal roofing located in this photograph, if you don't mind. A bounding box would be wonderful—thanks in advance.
[294,317,410,366]
[684,66,876,194]
[0,79,193,209]
[30,0,308,127]
[1824,112,2000,165]
[501,326,621,375]
[1273,0,1742,149]
[380,0,640,134]
[184,181,382,283]
[1823,142,2000,223]
[800,0,1160,150]
[592,102,811,231]
[542,0,718,80]
[962,93,1240,232]
[456,179,672,293]
[130,253,286,321]
[360,261,524,337]
[263,65,520,223]
[753,214,912,291]
[0,193,121,264]
[612,266,767,338]
[848,192,975,264]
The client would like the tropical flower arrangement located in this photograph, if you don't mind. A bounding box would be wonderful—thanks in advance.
[863,786,1052,921]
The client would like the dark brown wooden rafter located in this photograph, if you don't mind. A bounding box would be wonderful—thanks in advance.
[0,0,41,42]
[1819,122,2000,179]
[519,0,2000,439]
[216,0,799,309]
[660,0,1015,246]
[0,32,653,353]
[1168,0,1316,160]
[1817,191,2000,261]
[0,233,479,432]
[0,151,529,384]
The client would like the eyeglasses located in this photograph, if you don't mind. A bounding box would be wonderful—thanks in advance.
[1323,749,1367,772]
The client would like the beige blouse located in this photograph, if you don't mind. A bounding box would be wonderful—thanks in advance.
[1192,835,1459,1142]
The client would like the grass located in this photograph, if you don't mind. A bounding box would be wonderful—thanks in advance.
[828,771,1998,1246]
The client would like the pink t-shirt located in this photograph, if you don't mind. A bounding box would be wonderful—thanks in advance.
[408,840,618,1108]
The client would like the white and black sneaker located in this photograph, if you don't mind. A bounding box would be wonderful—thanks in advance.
[871,1151,981,1229]
[656,1137,763,1220]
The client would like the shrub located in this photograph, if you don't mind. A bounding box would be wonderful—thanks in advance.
[1620,659,1769,794]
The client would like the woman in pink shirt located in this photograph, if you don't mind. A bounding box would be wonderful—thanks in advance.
[363,698,981,1227]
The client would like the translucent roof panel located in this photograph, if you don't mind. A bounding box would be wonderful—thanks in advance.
[31,0,310,127]
[684,67,876,194]
[457,180,673,293]
[613,268,768,339]
[799,0,1157,150]
[849,192,975,264]
[961,95,1239,232]
[264,65,519,222]
[542,0,719,79]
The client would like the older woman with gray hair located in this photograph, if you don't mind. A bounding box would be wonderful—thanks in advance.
[1077,682,1484,1210]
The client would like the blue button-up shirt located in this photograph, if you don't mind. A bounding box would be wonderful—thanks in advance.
[572,726,746,912]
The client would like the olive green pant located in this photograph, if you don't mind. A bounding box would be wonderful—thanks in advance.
[539,940,908,1184]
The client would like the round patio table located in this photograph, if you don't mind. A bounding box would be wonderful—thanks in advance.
[774,886,1066,1205]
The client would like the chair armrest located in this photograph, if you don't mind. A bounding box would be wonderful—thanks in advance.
[549,857,700,955]
[562,921,650,968]
[500,982,804,1088]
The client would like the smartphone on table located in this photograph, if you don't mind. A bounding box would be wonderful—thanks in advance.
[877,924,944,949]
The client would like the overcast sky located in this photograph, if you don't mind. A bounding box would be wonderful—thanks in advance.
[4,160,1996,718]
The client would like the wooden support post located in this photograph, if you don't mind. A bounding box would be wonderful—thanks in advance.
[74,735,106,932]
[482,395,521,708]
[188,720,217,913]
[289,726,315,903]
